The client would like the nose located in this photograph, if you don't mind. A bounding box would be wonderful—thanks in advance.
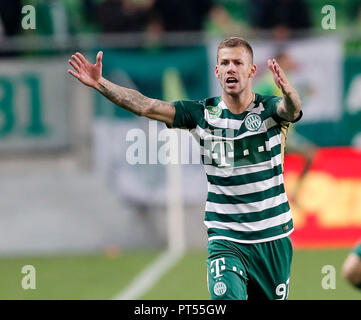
[226,62,236,74]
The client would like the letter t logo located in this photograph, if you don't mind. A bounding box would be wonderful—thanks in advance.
[210,257,226,279]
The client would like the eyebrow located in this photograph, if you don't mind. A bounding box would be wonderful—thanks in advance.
[219,58,243,63]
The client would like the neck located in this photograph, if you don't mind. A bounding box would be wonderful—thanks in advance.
[222,88,254,114]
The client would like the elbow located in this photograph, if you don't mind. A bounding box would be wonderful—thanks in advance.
[289,103,302,122]
[293,100,302,120]
[292,109,302,122]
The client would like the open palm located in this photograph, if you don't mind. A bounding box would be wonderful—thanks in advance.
[68,51,103,88]
[267,58,293,95]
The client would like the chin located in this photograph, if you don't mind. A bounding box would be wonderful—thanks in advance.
[225,89,242,96]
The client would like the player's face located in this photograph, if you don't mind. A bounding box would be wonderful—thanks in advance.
[215,47,256,96]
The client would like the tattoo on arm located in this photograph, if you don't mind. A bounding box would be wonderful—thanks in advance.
[97,77,148,116]
[96,77,175,124]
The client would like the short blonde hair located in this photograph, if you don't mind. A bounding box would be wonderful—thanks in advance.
[217,37,254,63]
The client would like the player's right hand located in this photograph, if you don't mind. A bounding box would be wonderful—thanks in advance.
[67,51,103,88]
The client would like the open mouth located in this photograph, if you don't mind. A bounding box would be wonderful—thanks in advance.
[226,77,238,85]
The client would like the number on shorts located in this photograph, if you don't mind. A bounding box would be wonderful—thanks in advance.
[275,278,290,300]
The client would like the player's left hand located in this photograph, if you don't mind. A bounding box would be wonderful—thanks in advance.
[267,59,293,96]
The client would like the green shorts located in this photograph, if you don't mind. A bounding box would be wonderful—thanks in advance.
[206,236,293,300]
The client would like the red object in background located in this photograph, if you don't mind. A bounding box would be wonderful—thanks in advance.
[310,147,361,179]
[291,214,361,249]
[285,147,361,248]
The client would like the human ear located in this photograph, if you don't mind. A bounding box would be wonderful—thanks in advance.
[215,65,220,79]
[249,64,257,78]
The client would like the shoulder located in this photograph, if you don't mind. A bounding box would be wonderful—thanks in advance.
[173,96,221,110]
[203,96,222,108]
[170,97,219,130]
[254,93,285,123]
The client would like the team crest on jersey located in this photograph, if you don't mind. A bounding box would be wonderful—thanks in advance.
[245,113,262,132]
[213,281,227,296]
[207,105,222,120]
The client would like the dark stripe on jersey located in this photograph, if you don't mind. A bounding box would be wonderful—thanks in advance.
[206,164,283,186]
[205,201,290,223]
[207,185,284,204]
[207,219,293,241]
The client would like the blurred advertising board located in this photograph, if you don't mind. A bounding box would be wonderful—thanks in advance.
[0,59,70,151]
[285,147,361,248]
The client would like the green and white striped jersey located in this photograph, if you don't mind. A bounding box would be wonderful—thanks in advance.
[169,93,301,244]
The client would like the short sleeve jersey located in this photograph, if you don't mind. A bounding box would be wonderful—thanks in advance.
[168,93,302,244]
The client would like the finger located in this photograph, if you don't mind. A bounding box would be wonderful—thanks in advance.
[273,60,282,73]
[279,78,287,88]
[67,69,80,79]
[274,79,282,89]
[272,60,280,72]
[269,60,280,78]
[68,59,80,72]
[268,59,276,73]
[275,66,287,83]
[72,54,83,67]
[76,52,88,64]
[273,60,285,77]
[96,51,103,66]
[273,61,281,70]
[274,65,284,81]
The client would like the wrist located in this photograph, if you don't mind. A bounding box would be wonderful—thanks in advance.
[282,86,295,97]
[95,76,105,91]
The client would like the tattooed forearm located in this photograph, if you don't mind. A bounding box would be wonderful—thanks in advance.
[95,77,175,124]
[96,77,150,116]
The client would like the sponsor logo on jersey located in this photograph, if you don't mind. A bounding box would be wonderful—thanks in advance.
[213,281,227,296]
[207,105,222,120]
[245,113,262,132]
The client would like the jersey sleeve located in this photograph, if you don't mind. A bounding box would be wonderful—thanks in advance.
[270,96,303,124]
[167,100,204,130]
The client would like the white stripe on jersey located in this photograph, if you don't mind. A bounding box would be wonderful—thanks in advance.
[208,229,294,244]
[195,117,278,141]
[204,210,292,232]
[203,153,282,177]
[205,102,265,128]
[207,172,284,196]
[205,192,288,214]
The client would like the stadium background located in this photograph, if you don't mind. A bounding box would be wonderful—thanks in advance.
[0,0,361,299]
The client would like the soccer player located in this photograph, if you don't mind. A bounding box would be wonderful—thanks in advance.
[67,37,302,300]
[342,241,361,290]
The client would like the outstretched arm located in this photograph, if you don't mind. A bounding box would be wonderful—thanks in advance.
[267,58,302,122]
[68,51,176,125]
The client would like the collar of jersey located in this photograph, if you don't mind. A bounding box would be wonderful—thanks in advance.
[219,94,256,116]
